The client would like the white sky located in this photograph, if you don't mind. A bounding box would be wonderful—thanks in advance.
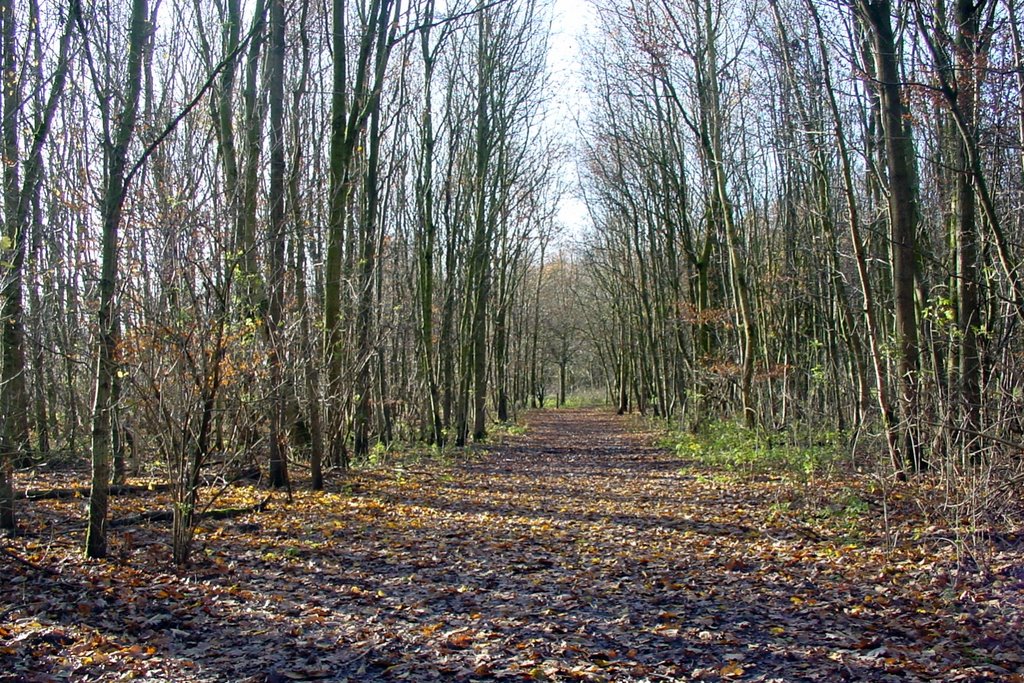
[547,0,597,245]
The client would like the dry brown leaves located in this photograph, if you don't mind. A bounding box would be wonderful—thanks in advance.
[2,409,1022,681]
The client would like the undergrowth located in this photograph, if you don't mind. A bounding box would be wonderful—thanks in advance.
[489,421,529,438]
[661,418,1024,576]
[663,420,849,480]
[354,418,530,471]
[555,389,609,409]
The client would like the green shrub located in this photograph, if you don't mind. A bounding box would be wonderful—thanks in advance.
[667,420,846,479]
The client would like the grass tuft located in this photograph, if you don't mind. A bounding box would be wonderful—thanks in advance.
[665,420,847,480]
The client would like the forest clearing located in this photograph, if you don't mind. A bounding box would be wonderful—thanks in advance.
[2,409,1022,681]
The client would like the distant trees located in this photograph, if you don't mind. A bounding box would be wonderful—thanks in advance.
[537,252,586,407]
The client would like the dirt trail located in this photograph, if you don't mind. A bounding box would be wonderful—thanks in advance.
[310,408,1017,681]
[2,408,1020,681]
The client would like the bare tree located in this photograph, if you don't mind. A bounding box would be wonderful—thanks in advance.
[1,0,76,531]
[82,0,149,559]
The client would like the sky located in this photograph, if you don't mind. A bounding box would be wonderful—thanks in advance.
[547,0,597,246]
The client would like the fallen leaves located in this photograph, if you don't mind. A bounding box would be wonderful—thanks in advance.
[2,409,1022,681]
[720,660,745,677]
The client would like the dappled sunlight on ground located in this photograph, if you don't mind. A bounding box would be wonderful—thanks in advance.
[2,409,1022,681]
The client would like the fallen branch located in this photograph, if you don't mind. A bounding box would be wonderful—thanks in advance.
[202,495,272,521]
[22,482,171,501]
[0,545,48,572]
[107,495,272,528]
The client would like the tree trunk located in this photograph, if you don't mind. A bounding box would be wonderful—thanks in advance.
[86,0,149,558]
[494,303,510,421]
[953,0,984,459]
[266,0,289,489]
[456,4,493,446]
[1,0,24,530]
[238,1,268,318]
[324,0,394,465]
[414,2,444,445]
[1010,0,1024,181]
[804,0,903,474]
[702,0,756,428]
[858,0,922,474]
[529,238,546,409]
[558,361,567,407]
[325,0,350,469]
[287,0,323,489]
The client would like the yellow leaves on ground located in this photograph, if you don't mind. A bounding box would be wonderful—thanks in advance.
[720,660,745,677]
[420,622,444,636]
[445,631,474,649]
[3,409,1022,682]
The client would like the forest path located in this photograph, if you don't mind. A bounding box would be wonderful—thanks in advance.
[3,408,1020,681]
[291,407,1015,681]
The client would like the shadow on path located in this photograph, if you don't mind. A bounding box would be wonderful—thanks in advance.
[3,408,1019,681]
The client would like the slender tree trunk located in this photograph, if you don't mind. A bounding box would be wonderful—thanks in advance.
[288,0,323,489]
[913,0,996,461]
[324,0,393,465]
[325,0,349,469]
[30,263,48,456]
[494,303,510,420]
[353,0,397,459]
[0,0,24,531]
[471,12,492,443]
[27,55,48,456]
[805,0,902,472]
[702,0,756,428]
[415,2,444,445]
[352,99,381,460]
[951,0,984,458]
[859,0,922,473]
[110,347,126,486]
[617,321,629,415]
[266,0,289,489]
[210,0,241,233]
[529,237,546,409]
[770,0,870,429]
[1010,0,1024,180]
[457,4,492,445]
[471,264,491,440]
[558,361,567,407]
[85,0,149,558]
[238,1,268,317]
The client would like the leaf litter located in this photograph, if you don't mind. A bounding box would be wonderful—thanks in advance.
[2,408,1022,681]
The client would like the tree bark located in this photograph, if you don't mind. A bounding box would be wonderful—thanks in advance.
[952,0,986,459]
[414,0,444,445]
[85,0,149,558]
[858,0,922,474]
[287,0,323,489]
[0,0,23,530]
[266,0,289,489]
[802,0,903,473]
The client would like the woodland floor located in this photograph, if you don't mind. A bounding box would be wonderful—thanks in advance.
[2,409,1023,682]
